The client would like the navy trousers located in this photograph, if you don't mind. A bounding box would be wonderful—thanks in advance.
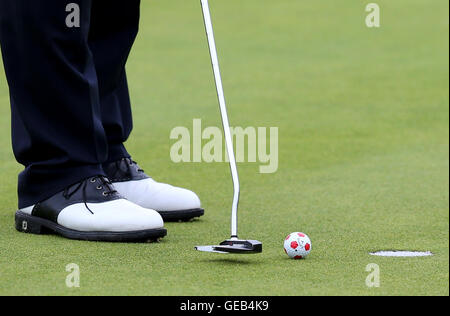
[0,0,140,208]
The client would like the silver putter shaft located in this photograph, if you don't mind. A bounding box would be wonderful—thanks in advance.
[201,0,239,239]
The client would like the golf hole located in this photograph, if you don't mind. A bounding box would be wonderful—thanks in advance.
[370,251,433,257]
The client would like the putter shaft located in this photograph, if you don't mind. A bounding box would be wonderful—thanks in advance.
[201,0,239,238]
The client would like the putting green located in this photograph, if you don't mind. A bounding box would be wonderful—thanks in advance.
[0,0,448,296]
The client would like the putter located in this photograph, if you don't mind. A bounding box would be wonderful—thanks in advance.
[195,0,262,254]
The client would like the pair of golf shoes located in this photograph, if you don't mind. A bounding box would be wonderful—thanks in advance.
[15,158,204,242]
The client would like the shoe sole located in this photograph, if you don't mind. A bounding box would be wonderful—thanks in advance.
[15,211,167,243]
[158,208,205,222]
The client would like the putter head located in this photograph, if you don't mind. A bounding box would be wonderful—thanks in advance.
[195,239,262,254]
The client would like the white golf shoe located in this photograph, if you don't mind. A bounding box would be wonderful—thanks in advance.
[103,158,204,221]
[15,176,166,242]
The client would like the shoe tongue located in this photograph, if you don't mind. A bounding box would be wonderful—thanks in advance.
[63,176,118,201]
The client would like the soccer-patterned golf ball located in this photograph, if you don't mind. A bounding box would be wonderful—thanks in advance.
[284,232,312,259]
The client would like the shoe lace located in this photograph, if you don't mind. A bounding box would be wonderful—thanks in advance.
[63,176,117,215]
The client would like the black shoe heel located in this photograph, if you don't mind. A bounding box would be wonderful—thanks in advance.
[15,211,47,235]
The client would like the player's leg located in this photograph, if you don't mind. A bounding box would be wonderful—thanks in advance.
[88,0,138,162]
[89,0,204,221]
[0,0,165,241]
[0,0,106,207]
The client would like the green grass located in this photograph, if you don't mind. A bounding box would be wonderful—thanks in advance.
[0,0,448,296]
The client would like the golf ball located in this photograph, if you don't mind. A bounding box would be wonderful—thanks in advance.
[284,232,312,259]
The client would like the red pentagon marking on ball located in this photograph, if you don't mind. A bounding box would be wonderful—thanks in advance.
[294,256,302,259]
[290,241,299,249]
[305,243,311,251]
[285,235,291,240]
[298,233,305,237]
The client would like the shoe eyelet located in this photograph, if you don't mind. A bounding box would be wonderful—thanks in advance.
[97,186,103,190]
[90,178,96,183]
[102,192,108,196]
